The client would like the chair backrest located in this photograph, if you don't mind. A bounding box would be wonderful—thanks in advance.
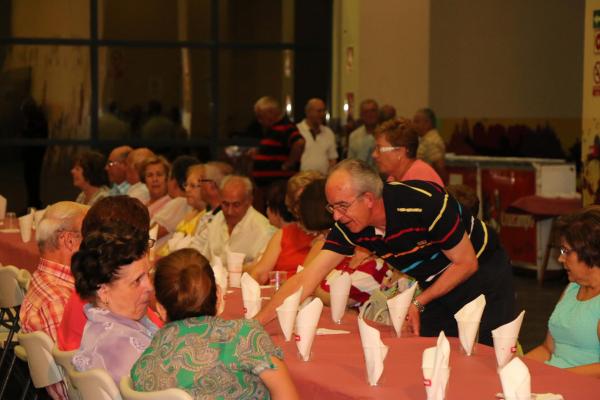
[17,331,64,388]
[0,265,28,308]
[52,345,82,400]
[69,368,122,400]
[119,376,193,400]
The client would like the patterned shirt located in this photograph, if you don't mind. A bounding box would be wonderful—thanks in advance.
[252,118,303,186]
[20,258,75,341]
[132,316,283,399]
[323,181,497,288]
[72,305,158,385]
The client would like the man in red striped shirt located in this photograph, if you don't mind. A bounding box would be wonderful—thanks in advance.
[251,96,305,189]
[19,201,88,399]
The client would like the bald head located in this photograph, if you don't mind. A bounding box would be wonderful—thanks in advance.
[220,175,253,230]
[305,98,326,129]
[106,145,132,184]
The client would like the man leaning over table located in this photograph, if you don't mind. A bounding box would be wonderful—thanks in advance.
[257,159,516,346]
[19,201,89,400]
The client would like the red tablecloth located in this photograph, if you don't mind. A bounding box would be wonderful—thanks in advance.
[223,288,600,400]
[0,231,39,272]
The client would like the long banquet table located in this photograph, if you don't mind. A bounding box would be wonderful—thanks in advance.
[1,230,598,399]
[223,287,600,400]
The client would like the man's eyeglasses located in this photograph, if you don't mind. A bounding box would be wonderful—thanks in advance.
[559,246,574,256]
[325,193,365,214]
[106,160,122,168]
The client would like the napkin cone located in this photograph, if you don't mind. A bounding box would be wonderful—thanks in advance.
[387,283,418,336]
[295,297,323,361]
[330,272,352,323]
[499,357,531,400]
[212,256,229,293]
[276,286,303,341]
[18,213,33,243]
[492,310,525,368]
[454,294,486,355]
[241,273,261,318]
[422,331,451,400]
[357,316,389,386]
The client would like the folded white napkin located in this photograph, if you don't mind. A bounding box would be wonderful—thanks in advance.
[454,294,486,355]
[212,256,229,294]
[33,208,46,230]
[330,272,352,323]
[276,286,303,341]
[0,195,6,220]
[357,316,388,386]
[18,213,33,243]
[492,311,526,368]
[241,273,261,318]
[226,250,245,272]
[422,331,451,400]
[499,357,531,400]
[387,283,418,337]
[295,297,323,361]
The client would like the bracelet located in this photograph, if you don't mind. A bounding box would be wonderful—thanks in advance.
[412,299,425,313]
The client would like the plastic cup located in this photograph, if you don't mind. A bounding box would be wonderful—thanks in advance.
[269,271,288,291]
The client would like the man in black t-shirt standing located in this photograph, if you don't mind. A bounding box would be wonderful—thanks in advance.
[257,159,515,345]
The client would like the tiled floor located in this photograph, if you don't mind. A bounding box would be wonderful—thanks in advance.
[513,268,567,352]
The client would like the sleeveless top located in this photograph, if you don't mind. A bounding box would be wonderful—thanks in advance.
[547,282,600,368]
[274,223,314,277]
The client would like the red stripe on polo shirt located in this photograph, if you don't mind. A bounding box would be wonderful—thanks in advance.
[253,154,288,161]
[384,227,427,242]
[260,139,284,147]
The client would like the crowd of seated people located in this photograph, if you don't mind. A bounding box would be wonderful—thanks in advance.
[13,97,599,400]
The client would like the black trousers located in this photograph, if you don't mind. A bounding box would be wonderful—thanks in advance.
[419,246,517,346]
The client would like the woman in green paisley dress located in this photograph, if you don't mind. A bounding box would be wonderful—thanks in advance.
[131,248,299,399]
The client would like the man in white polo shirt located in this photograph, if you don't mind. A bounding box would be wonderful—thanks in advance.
[297,98,338,175]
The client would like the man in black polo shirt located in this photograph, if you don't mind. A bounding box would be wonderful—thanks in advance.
[257,159,515,346]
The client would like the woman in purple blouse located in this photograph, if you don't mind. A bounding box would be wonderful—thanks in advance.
[70,221,157,385]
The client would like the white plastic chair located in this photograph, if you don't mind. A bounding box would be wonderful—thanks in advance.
[120,376,193,400]
[52,345,82,400]
[0,265,30,397]
[69,368,122,400]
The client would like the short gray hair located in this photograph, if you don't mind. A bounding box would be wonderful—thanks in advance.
[254,96,280,113]
[204,163,227,187]
[37,201,89,252]
[220,175,253,199]
[328,159,383,198]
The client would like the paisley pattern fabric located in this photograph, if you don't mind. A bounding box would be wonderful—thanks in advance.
[131,316,283,399]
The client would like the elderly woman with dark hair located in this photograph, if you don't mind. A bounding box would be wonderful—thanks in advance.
[526,206,600,378]
[372,118,443,186]
[131,248,299,399]
[70,222,157,385]
[71,150,110,206]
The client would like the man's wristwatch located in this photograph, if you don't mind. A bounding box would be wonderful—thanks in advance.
[412,299,425,313]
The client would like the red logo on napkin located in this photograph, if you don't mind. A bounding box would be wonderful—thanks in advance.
[510,346,517,353]
[423,379,432,387]
[294,334,301,342]
[243,307,247,313]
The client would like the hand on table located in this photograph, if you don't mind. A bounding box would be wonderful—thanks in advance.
[404,303,421,337]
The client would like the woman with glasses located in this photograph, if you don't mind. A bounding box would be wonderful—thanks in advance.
[371,118,443,186]
[526,206,600,377]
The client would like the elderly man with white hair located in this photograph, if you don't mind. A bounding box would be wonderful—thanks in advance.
[193,175,274,265]
[19,201,88,399]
